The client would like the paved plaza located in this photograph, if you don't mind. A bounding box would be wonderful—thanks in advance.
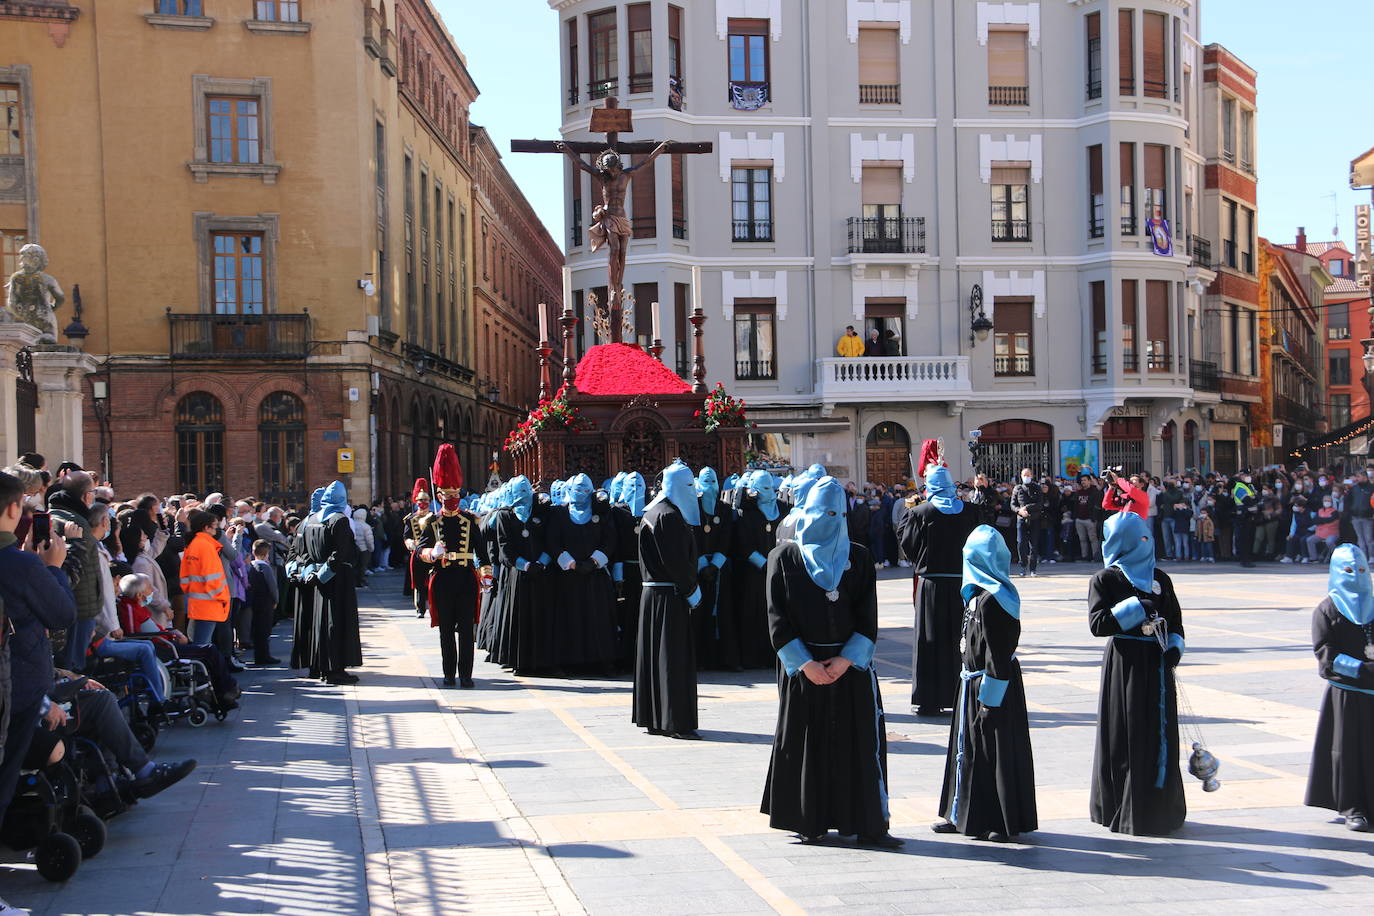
[5,563,1374,915]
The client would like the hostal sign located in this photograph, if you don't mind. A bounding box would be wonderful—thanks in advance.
[1357,204,1371,290]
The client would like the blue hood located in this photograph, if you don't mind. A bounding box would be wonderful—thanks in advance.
[551,480,567,505]
[961,524,1020,618]
[1103,511,1156,593]
[620,472,646,517]
[565,473,594,524]
[795,476,849,592]
[925,466,964,515]
[782,465,823,525]
[508,476,534,524]
[649,460,701,527]
[747,470,780,521]
[609,471,627,505]
[723,473,741,493]
[320,481,349,522]
[1329,543,1374,625]
[696,466,721,514]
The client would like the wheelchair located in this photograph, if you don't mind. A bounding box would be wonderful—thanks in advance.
[0,740,113,882]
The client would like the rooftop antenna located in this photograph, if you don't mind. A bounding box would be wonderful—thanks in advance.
[1324,191,1340,239]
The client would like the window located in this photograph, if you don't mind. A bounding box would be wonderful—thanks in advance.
[1223,198,1238,268]
[1142,11,1167,98]
[1145,279,1170,370]
[1330,258,1346,278]
[566,18,580,105]
[1143,143,1167,222]
[671,153,687,238]
[731,166,772,241]
[1330,349,1352,386]
[993,298,1033,376]
[1121,279,1138,371]
[212,232,265,314]
[987,29,1028,106]
[1242,308,1256,376]
[207,97,260,164]
[570,161,583,247]
[420,167,431,350]
[864,301,906,356]
[0,229,25,278]
[674,282,689,375]
[631,151,656,239]
[1088,144,1104,238]
[628,3,652,94]
[255,0,300,21]
[175,393,224,497]
[258,392,305,504]
[1329,301,1350,340]
[588,9,617,99]
[1241,206,1254,273]
[0,84,21,155]
[858,26,900,104]
[374,122,389,331]
[668,5,685,108]
[1119,142,1137,234]
[728,19,769,109]
[1085,12,1102,99]
[860,165,903,249]
[459,205,468,363]
[157,0,203,13]
[404,154,416,341]
[734,300,775,380]
[1332,393,1352,429]
[632,281,658,347]
[1118,9,1135,95]
[990,164,1030,241]
[1239,108,1254,172]
[1091,281,1107,372]
[1222,98,1236,163]
[434,183,445,355]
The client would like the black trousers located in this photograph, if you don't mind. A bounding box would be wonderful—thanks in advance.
[431,568,477,681]
[251,602,274,663]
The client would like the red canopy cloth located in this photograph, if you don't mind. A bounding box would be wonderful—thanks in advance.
[573,343,693,396]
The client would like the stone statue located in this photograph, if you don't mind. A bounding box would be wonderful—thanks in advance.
[4,243,64,344]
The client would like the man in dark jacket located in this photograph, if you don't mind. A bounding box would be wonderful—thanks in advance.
[47,471,99,670]
[1346,469,1374,559]
[0,469,76,813]
[1009,468,1043,577]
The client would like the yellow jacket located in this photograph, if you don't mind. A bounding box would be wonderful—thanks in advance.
[181,531,230,622]
[836,332,865,357]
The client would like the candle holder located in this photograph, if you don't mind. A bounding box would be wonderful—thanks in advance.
[689,306,707,394]
[558,306,579,388]
[649,337,664,362]
[537,340,554,401]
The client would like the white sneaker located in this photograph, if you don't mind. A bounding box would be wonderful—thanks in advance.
[1280,556,1293,564]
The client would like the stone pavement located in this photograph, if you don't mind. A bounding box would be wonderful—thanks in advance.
[6,561,1374,914]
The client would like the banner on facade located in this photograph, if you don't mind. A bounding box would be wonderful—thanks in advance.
[1059,439,1100,478]
[1356,204,1372,290]
[1146,218,1173,256]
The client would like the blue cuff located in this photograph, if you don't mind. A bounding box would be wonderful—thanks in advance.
[318,565,336,584]
[749,551,767,569]
[557,551,576,571]
[686,586,702,608]
[840,633,876,670]
[538,552,551,566]
[979,675,1010,707]
[612,562,625,583]
[591,550,609,568]
[39,696,51,717]
[515,557,530,572]
[697,555,709,571]
[1166,633,1185,657]
[777,638,813,676]
[712,552,727,568]
[1333,653,1364,679]
[1111,596,1147,631]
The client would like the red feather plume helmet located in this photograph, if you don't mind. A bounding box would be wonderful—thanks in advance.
[431,444,464,515]
[411,477,431,506]
[917,438,945,479]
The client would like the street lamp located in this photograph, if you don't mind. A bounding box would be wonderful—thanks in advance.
[968,283,993,346]
[1362,338,1374,423]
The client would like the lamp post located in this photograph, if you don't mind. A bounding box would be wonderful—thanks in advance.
[969,283,992,346]
[1362,337,1374,422]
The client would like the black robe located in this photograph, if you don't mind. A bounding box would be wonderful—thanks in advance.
[1088,566,1186,835]
[492,508,551,673]
[475,514,503,653]
[287,518,318,673]
[897,500,981,709]
[732,499,780,669]
[938,588,1037,837]
[1306,597,1374,817]
[694,498,739,670]
[611,503,644,667]
[310,514,364,674]
[545,505,619,667]
[632,500,700,733]
[761,541,888,838]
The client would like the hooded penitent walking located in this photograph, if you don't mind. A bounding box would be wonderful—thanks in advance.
[547,473,619,669]
[933,525,1037,841]
[1306,544,1374,831]
[761,476,899,848]
[309,480,364,685]
[288,486,324,675]
[733,470,781,669]
[1088,511,1186,835]
[416,445,482,687]
[633,460,703,738]
[694,467,739,670]
[493,477,551,675]
[611,472,647,667]
[898,458,981,715]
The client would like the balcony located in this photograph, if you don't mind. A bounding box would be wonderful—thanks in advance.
[732,218,773,243]
[817,355,972,407]
[169,312,309,359]
[988,85,1028,106]
[1189,359,1220,392]
[567,86,579,106]
[1275,395,1323,431]
[588,77,617,101]
[1146,350,1172,372]
[991,219,1031,242]
[859,83,900,104]
[1188,235,1213,269]
[994,354,1034,377]
[672,218,687,240]
[736,359,774,380]
[629,72,653,94]
[846,216,926,254]
[728,80,768,111]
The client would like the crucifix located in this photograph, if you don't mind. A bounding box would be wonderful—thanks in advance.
[513,98,712,343]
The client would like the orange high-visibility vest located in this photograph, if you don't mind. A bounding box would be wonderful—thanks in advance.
[181,531,230,622]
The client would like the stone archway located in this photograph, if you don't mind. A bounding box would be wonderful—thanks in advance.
[864,420,911,486]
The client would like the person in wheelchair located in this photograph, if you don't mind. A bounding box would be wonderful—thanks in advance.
[116,574,240,710]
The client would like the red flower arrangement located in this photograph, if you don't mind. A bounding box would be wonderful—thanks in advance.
[502,383,596,453]
[574,343,692,396]
[697,382,751,433]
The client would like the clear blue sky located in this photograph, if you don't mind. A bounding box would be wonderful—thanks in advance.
[437,0,1374,249]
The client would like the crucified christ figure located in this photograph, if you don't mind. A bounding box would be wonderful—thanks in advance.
[559,140,670,315]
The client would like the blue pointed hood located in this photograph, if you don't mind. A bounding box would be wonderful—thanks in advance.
[724,473,741,493]
[508,476,534,524]
[1329,543,1374,625]
[795,476,850,592]
[319,480,349,522]
[696,466,721,514]
[620,472,646,517]
[551,480,566,506]
[925,466,964,515]
[962,524,1020,618]
[309,487,325,516]
[1103,511,1156,592]
[609,471,627,505]
[747,470,780,521]
[565,473,594,524]
[649,460,701,526]
[782,465,824,526]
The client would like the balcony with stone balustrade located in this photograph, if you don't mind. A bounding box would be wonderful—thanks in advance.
[816,355,972,412]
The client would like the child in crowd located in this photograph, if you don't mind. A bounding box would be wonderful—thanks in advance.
[1196,508,1216,563]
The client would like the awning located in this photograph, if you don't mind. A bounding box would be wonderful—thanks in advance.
[1289,415,1374,459]
[750,417,852,435]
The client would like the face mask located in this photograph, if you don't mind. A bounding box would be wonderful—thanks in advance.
[1324,500,1334,508]
[1320,477,1329,486]
[1183,484,1192,491]
[1021,475,1033,484]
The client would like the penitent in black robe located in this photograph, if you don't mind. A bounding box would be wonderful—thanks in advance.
[937,588,1037,837]
[633,500,700,734]
[310,514,364,675]
[475,513,503,654]
[492,508,551,673]
[694,498,739,670]
[731,498,780,669]
[611,503,644,667]
[1088,566,1186,835]
[545,506,619,668]
[1306,597,1374,818]
[898,500,981,709]
[761,541,889,838]
[287,519,318,674]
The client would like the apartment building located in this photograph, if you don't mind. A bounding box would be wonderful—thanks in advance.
[554,0,1213,482]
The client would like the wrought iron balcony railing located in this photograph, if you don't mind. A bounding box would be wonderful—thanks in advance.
[169,312,309,359]
[588,77,617,100]
[1189,359,1220,392]
[1188,235,1212,269]
[846,216,926,254]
